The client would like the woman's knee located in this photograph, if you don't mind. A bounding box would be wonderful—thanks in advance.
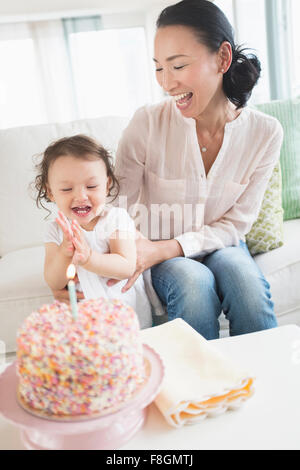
[151,257,222,339]
[204,245,276,333]
[204,244,267,297]
[151,257,216,305]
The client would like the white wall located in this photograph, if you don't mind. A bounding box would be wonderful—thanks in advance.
[0,0,172,22]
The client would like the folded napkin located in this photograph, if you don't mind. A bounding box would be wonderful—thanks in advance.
[140,319,254,427]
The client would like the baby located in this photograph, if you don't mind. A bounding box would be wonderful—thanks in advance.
[34,134,152,328]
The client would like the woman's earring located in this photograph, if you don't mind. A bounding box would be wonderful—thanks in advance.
[221,68,225,73]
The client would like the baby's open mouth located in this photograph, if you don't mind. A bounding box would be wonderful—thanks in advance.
[71,206,92,217]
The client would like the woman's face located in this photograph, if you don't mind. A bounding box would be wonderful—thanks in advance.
[154,25,225,118]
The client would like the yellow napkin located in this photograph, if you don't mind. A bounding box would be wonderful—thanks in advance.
[141,319,254,427]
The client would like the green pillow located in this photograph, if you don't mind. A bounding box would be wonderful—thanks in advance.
[256,98,300,220]
[246,162,284,256]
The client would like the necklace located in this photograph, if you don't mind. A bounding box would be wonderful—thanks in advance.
[196,104,238,154]
[196,129,212,154]
[197,130,222,154]
[197,136,208,153]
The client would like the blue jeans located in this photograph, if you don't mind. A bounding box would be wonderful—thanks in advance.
[151,241,277,339]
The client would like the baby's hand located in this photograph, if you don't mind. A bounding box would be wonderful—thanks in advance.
[71,220,92,266]
[56,211,75,258]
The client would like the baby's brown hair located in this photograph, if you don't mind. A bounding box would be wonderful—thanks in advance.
[34,134,120,213]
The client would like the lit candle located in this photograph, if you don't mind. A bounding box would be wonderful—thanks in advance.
[66,264,79,320]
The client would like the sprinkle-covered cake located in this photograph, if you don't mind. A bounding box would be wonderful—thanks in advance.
[16,299,145,419]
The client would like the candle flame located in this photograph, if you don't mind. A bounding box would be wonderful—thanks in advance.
[66,264,76,280]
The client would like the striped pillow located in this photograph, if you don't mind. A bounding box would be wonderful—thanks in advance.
[256,98,300,220]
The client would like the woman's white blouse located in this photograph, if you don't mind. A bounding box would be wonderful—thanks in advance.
[115,98,283,259]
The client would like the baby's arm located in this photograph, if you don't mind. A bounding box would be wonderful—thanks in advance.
[85,232,136,280]
[44,212,75,290]
[72,220,136,280]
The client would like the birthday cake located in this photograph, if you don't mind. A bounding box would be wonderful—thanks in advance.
[16,299,145,419]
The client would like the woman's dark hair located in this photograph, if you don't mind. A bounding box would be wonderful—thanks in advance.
[156,0,261,109]
[33,134,120,214]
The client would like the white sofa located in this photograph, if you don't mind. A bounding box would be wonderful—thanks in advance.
[1,116,300,353]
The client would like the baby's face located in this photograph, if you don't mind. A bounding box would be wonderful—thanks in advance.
[47,155,110,230]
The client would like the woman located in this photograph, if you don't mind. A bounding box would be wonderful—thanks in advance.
[54,0,283,339]
[112,0,283,339]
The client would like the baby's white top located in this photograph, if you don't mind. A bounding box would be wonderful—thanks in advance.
[44,206,152,328]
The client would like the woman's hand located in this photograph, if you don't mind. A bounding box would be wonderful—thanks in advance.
[55,211,75,258]
[107,235,184,291]
[71,220,92,266]
[129,238,163,291]
[107,237,160,291]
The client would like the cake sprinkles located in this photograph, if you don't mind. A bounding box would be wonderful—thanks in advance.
[16,299,145,418]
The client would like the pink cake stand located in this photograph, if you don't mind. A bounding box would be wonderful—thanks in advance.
[0,344,164,450]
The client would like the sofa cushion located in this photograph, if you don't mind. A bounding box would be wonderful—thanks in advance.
[0,246,53,353]
[246,162,284,255]
[2,219,300,353]
[0,116,129,257]
[256,98,300,221]
[255,219,300,322]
